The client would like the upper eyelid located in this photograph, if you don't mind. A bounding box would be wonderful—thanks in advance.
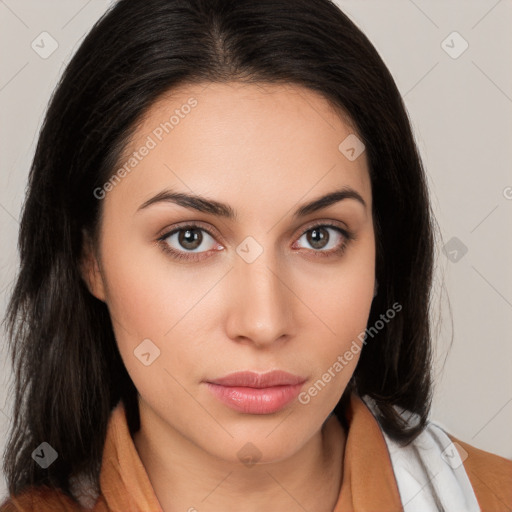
[158,220,219,241]
[296,219,350,235]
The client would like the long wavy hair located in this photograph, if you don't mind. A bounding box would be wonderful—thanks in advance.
[3,0,436,501]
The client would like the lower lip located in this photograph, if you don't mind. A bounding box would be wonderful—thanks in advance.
[205,382,303,414]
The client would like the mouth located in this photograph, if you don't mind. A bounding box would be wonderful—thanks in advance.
[204,370,306,415]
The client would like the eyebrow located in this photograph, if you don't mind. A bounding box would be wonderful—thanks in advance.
[137,186,366,220]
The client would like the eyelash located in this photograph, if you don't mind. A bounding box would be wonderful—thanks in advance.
[156,222,355,262]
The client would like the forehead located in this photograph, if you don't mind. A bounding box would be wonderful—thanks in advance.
[106,81,371,218]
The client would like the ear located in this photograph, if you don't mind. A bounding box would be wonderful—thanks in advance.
[80,230,106,302]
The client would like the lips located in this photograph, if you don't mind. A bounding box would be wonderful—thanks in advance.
[205,370,306,415]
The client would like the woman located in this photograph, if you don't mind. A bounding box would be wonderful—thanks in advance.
[1,0,510,511]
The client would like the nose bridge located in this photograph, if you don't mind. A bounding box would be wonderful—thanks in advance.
[227,244,292,345]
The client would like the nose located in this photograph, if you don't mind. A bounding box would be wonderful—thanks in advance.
[225,251,294,348]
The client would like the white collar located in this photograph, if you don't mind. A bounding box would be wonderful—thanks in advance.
[362,395,480,512]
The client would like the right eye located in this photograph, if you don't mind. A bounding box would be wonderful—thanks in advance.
[157,224,224,261]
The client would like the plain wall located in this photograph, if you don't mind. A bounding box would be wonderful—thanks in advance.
[1,0,511,499]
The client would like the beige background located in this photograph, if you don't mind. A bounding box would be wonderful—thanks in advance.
[1,0,511,499]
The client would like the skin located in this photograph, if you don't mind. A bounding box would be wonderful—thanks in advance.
[82,81,375,512]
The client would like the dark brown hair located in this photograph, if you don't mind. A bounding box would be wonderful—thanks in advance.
[3,0,435,501]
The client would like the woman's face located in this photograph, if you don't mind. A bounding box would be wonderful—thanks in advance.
[84,81,375,464]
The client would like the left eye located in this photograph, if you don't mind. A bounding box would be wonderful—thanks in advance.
[295,225,346,251]
[162,227,218,253]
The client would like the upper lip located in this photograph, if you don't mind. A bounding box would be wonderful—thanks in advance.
[207,370,306,388]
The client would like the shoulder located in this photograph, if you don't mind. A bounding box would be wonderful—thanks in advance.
[0,486,89,512]
[448,433,512,511]
[360,395,512,511]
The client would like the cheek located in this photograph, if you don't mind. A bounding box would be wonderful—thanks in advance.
[100,231,207,336]
[98,234,227,389]
[295,235,375,397]
[99,249,205,414]
[299,231,375,341]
